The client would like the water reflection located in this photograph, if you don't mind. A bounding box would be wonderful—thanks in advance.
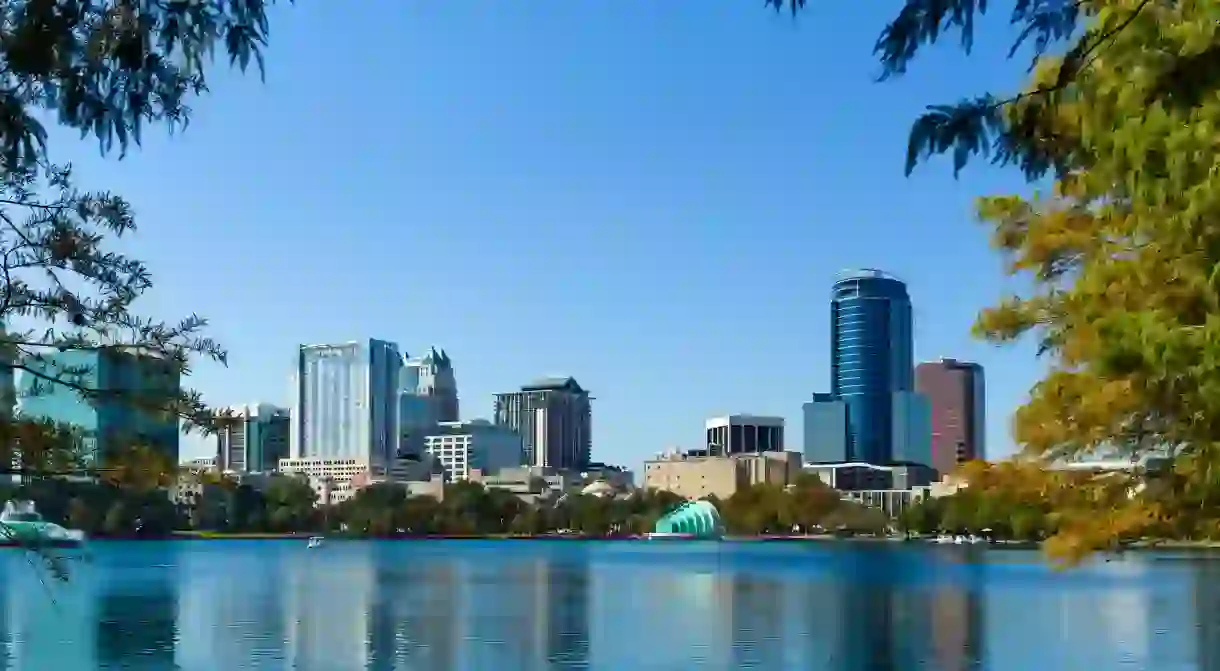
[0,542,1218,669]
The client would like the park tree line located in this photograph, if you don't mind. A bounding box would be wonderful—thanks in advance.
[1,466,892,539]
[899,459,1220,558]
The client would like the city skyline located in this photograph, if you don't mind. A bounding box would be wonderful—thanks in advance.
[80,3,1045,468]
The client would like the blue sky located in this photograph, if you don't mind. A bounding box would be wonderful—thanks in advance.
[42,1,1048,468]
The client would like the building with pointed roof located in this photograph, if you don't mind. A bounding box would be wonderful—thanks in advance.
[402,346,459,423]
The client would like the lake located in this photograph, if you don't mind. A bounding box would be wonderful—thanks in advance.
[0,540,1216,670]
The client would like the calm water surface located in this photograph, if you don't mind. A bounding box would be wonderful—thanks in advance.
[0,540,1217,670]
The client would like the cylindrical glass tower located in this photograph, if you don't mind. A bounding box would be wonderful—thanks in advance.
[830,270,914,464]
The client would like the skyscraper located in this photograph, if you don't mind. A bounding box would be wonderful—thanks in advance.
[290,339,403,467]
[402,347,459,422]
[494,377,591,470]
[915,358,986,474]
[830,270,914,464]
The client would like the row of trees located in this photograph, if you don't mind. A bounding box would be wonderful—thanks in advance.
[2,468,892,540]
[899,459,1220,560]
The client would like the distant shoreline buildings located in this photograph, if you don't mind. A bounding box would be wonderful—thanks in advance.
[0,268,987,522]
[643,269,987,517]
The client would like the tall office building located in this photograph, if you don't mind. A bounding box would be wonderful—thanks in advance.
[16,347,181,465]
[494,377,591,470]
[290,339,403,468]
[402,347,459,422]
[915,358,986,474]
[830,269,914,464]
[215,403,290,473]
[802,393,849,463]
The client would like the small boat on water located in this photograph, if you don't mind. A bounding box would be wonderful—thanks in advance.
[644,532,700,540]
[307,536,325,549]
[0,500,86,548]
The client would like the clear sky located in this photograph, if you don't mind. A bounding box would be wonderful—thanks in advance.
[41,1,1049,468]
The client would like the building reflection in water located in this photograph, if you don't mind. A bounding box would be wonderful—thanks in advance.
[15,541,1220,669]
[1194,557,1220,671]
[95,571,178,670]
[367,556,462,671]
[282,543,375,670]
[462,553,591,670]
[725,575,788,669]
[175,544,288,669]
[0,544,182,671]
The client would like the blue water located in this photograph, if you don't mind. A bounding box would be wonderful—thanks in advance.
[0,540,1216,670]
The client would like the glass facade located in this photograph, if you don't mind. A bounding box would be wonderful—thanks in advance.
[17,348,181,464]
[291,339,402,467]
[802,393,848,463]
[891,391,932,468]
[830,271,914,464]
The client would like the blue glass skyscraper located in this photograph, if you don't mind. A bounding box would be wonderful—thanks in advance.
[830,270,914,464]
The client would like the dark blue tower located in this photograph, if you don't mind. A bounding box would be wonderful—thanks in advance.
[830,270,914,464]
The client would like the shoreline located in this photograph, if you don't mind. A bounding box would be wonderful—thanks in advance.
[50,532,1220,549]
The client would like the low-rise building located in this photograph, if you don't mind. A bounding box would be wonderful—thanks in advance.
[842,488,927,518]
[804,461,938,491]
[581,462,635,489]
[182,457,218,473]
[705,414,785,456]
[643,450,803,500]
[423,419,523,482]
[468,465,580,503]
[278,455,444,505]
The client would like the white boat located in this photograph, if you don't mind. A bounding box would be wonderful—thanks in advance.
[307,536,324,549]
[645,532,700,540]
[0,500,87,548]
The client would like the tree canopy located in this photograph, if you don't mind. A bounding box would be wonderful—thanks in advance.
[774,0,1217,178]
[0,0,290,482]
[767,0,1220,559]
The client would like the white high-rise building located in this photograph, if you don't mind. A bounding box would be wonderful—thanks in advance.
[289,339,403,468]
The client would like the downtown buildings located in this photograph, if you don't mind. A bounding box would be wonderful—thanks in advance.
[273,339,600,500]
[801,270,985,486]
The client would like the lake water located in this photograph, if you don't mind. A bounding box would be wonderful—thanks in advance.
[0,540,1216,670]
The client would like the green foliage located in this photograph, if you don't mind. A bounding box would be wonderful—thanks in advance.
[0,0,289,167]
[775,1,1220,179]
[773,0,1220,560]
[0,0,293,487]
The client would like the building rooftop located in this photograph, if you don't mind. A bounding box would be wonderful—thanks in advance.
[834,268,904,283]
[520,376,586,394]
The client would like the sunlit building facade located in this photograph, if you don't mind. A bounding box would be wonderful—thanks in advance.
[290,339,402,468]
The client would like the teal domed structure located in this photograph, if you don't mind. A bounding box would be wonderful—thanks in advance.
[651,500,724,539]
